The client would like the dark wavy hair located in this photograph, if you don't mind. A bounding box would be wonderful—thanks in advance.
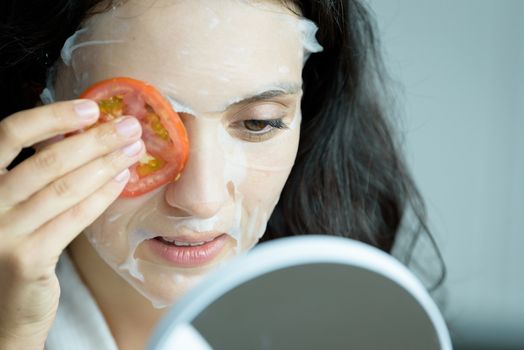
[0,0,445,290]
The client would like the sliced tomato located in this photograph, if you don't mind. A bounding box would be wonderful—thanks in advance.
[80,77,189,197]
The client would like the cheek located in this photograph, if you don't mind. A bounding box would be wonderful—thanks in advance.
[235,168,289,243]
[232,126,300,249]
[83,190,158,263]
[244,122,299,186]
[240,151,297,205]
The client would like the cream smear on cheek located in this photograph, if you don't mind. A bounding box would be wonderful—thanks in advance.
[48,0,322,308]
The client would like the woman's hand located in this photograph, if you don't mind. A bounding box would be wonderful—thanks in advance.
[0,100,145,349]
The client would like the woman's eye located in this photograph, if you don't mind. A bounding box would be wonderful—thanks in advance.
[230,118,289,142]
[243,119,286,133]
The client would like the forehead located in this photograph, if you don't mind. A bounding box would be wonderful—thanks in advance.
[72,0,304,112]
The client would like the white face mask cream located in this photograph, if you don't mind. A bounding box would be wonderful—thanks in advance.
[47,0,322,308]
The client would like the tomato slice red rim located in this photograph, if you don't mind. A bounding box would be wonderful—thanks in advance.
[80,77,189,197]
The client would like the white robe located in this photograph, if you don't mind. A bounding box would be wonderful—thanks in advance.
[45,252,118,350]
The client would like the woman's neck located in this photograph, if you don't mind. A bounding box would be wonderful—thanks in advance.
[67,234,168,350]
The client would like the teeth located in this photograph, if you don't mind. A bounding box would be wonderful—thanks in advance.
[160,237,207,247]
[175,240,205,247]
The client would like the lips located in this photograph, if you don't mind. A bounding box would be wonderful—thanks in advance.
[146,233,229,267]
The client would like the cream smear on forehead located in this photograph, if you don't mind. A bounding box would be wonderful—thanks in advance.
[43,1,322,112]
[47,0,323,308]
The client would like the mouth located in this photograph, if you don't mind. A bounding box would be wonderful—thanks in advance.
[154,234,220,246]
[146,233,229,267]
[155,237,211,247]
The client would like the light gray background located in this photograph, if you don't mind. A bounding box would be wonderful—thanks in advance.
[368,0,523,348]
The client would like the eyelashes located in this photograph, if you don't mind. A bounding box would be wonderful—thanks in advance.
[230,118,290,142]
[243,119,288,133]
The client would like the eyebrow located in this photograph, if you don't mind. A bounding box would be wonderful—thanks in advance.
[225,82,302,111]
[167,82,302,114]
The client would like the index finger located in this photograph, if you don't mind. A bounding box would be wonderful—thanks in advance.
[0,100,99,169]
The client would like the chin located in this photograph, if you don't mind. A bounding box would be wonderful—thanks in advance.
[115,241,238,308]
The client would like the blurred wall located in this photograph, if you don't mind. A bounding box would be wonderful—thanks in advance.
[367,0,524,348]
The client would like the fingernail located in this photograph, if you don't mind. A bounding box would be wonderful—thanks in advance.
[122,140,143,156]
[116,118,141,137]
[114,168,130,183]
[74,100,99,120]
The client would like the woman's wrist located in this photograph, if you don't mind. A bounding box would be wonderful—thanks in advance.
[0,335,45,350]
[0,322,48,350]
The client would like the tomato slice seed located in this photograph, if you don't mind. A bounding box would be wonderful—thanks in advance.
[146,110,169,140]
[99,95,124,119]
[137,155,166,177]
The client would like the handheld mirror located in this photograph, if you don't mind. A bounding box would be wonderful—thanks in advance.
[148,235,452,350]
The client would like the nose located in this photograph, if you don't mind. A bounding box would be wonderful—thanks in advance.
[164,118,228,218]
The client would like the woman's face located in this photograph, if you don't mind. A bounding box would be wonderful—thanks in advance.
[55,0,316,307]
